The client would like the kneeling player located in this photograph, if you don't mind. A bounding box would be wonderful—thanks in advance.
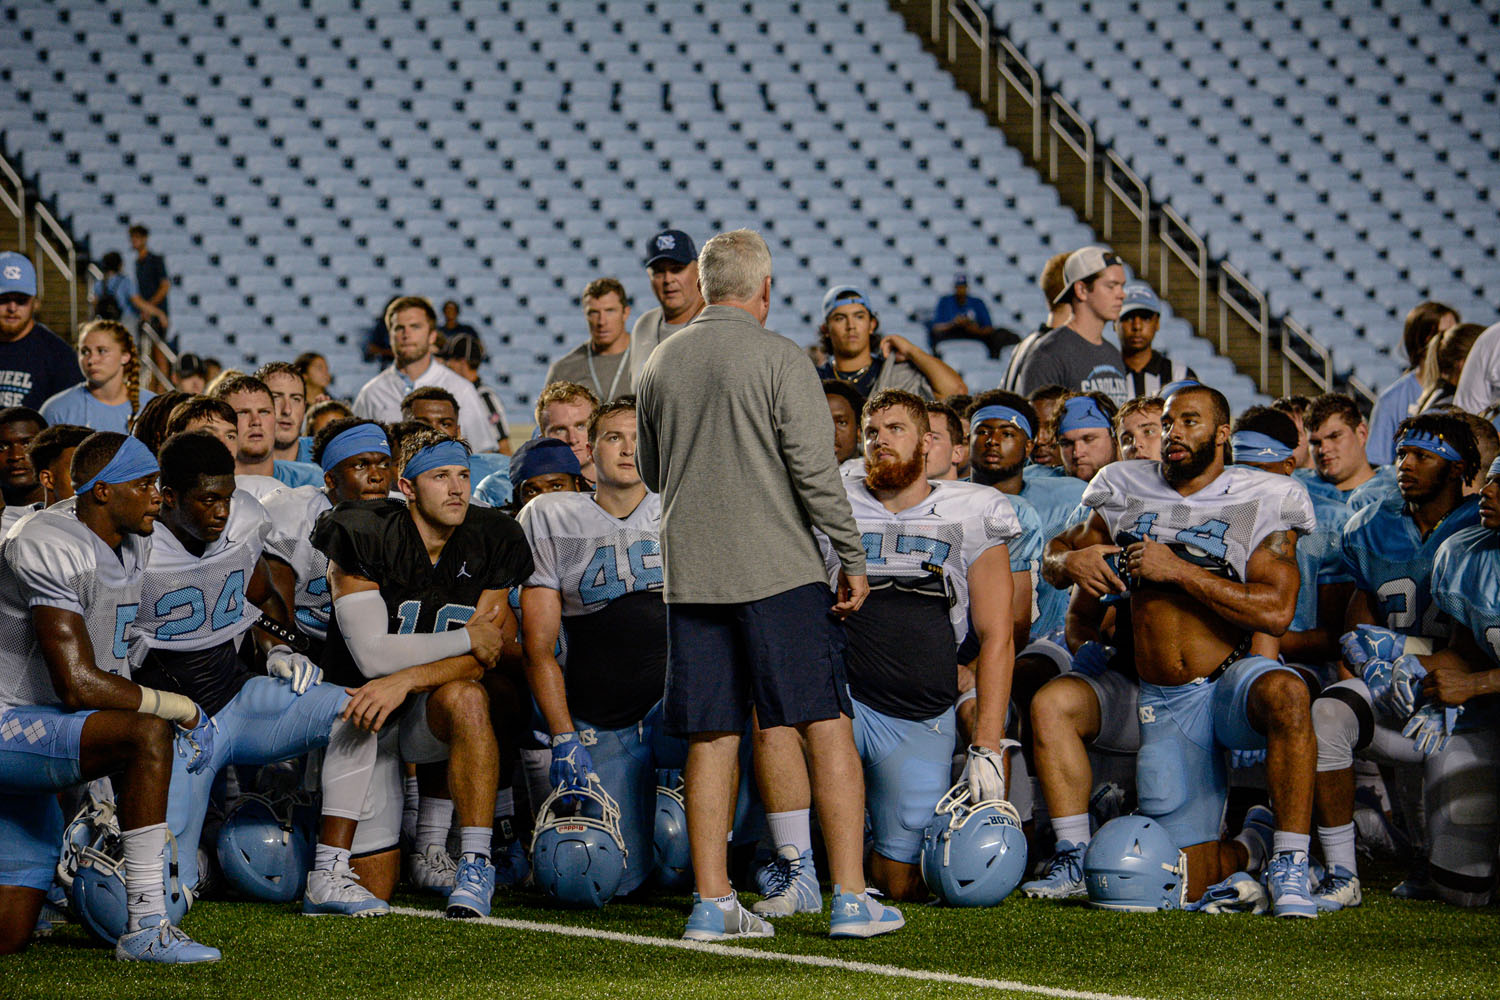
[314,430,532,918]
[0,433,218,961]
[519,398,666,898]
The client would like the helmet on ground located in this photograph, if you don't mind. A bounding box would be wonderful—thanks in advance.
[920,785,1027,906]
[1083,815,1186,911]
[531,779,628,908]
[69,828,191,944]
[216,792,313,903]
[652,782,692,891]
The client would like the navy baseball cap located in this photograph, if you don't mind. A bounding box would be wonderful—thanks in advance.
[1119,281,1163,318]
[645,230,697,266]
[0,252,37,297]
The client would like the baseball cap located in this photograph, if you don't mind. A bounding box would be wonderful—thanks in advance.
[645,229,697,267]
[1119,280,1162,318]
[0,252,37,297]
[441,332,486,366]
[821,284,877,321]
[953,272,968,287]
[176,352,207,379]
[1054,246,1125,305]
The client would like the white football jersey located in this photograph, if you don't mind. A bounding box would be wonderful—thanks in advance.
[0,500,151,711]
[820,478,1022,643]
[261,485,334,640]
[131,489,271,662]
[519,491,663,617]
[1081,460,1315,579]
[235,474,285,503]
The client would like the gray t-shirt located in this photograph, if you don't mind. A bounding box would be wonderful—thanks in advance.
[635,305,865,604]
[629,306,695,388]
[544,342,631,401]
[1012,326,1130,404]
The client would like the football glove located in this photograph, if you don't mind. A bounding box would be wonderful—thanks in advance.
[1229,749,1268,769]
[549,732,595,793]
[174,708,217,774]
[266,645,322,695]
[1362,657,1396,710]
[1404,703,1463,756]
[1185,871,1269,914]
[1387,654,1428,718]
[1070,641,1114,678]
[1340,624,1405,670]
[961,742,1016,803]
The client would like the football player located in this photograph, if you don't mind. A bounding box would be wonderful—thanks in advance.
[1049,392,1119,484]
[400,385,508,491]
[1114,396,1163,462]
[11,423,92,523]
[0,432,219,961]
[1312,412,1482,908]
[312,429,531,918]
[518,397,666,897]
[131,431,386,916]
[1300,394,1377,500]
[1065,386,1320,914]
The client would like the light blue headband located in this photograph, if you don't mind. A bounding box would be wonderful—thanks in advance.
[1397,429,1463,465]
[401,439,470,480]
[74,436,159,496]
[1232,430,1295,464]
[1058,396,1112,434]
[1490,455,1500,481]
[970,404,1033,439]
[319,423,390,473]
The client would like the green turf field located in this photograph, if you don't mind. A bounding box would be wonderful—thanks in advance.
[11,875,1500,1000]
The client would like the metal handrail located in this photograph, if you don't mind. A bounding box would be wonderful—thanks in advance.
[0,151,23,249]
[1281,317,1333,394]
[1217,262,1269,389]
[1047,93,1093,218]
[32,201,78,335]
[139,319,178,394]
[946,0,990,103]
[994,34,1042,161]
[1346,375,1377,409]
[1158,204,1208,336]
[1101,149,1149,276]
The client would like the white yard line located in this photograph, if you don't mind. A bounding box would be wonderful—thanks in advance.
[389,905,1152,1000]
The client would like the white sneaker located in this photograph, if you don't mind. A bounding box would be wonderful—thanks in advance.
[303,862,390,917]
[751,847,822,917]
[409,844,458,893]
[1313,865,1362,911]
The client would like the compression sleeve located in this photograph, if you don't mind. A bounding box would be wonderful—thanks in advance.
[334,591,472,678]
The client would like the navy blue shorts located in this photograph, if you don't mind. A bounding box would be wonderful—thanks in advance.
[664,582,853,736]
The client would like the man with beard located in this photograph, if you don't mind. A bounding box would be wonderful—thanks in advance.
[1312,412,1482,908]
[1056,386,1320,915]
[752,390,1020,905]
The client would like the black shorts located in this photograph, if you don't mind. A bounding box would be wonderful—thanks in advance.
[664,582,853,737]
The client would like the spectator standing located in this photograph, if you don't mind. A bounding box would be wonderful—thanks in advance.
[1002,251,1072,391]
[545,278,633,401]
[440,299,481,343]
[294,351,333,404]
[815,285,966,401]
[128,224,169,330]
[1116,281,1196,398]
[39,320,154,433]
[1366,302,1456,464]
[442,333,512,455]
[173,352,208,394]
[1414,322,1485,415]
[630,230,706,387]
[1451,320,1500,416]
[0,252,81,410]
[927,271,1011,357]
[1012,246,1129,403]
[92,251,167,330]
[352,296,498,452]
[635,229,899,941]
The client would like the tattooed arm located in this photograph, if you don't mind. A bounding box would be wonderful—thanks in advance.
[1125,529,1302,636]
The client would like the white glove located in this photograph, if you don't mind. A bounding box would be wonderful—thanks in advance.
[266,645,322,696]
[1186,872,1269,914]
[961,741,1017,803]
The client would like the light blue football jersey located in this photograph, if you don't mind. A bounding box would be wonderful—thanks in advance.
[1290,486,1354,633]
[1019,473,1087,639]
[1430,524,1500,728]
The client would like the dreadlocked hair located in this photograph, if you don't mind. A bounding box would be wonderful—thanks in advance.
[79,319,142,432]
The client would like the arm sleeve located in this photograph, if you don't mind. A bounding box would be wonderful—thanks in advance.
[773,353,866,575]
[334,591,472,678]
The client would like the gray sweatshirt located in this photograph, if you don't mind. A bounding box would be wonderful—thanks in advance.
[635,304,866,604]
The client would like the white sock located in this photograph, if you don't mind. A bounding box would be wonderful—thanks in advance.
[313,842,350,872]
[120,822,168,930]
[416,796,454,853]
[493,787,514,820]
[1317,823,1357,874]
[766,808,812,857]
[707,890,738,913]
[1052,813,1091,848]
[1272,831,1311,858]
[460,825,491,860]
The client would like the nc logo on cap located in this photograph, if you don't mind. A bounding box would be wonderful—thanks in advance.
[1,266,19,281]
[656,234,675,250]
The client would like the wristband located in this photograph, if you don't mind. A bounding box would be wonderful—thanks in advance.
[138,686,198,726]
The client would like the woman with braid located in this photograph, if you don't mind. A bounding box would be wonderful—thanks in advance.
[40,320,154,433]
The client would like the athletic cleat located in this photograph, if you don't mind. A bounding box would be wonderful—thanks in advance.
[409,844,458,894]
[302,862,390,917]
[1391,875,1442,900]
[115,914,221,964]
[1266,851,1317,919]
[1313,865,1362,911]
[1239,805,1274,871]
[445,853,496,919]
[1020,841,1086,899]
[829,885,904,939]
[751,846,821,918]
[683,892,774,941]
[492,830,531,890]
